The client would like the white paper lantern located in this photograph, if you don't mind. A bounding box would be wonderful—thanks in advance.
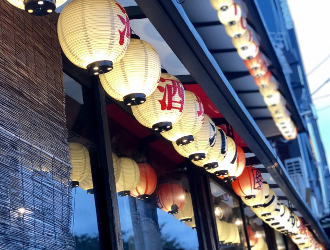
[184,215,196,229]
[271,206,291,231]
[99,35,161,105]
[217,3,242,26]
[7,0,67,15]
[242,180,269,208]
[210,0,233,11]
[79,174,94,192]
[69,142,91,185]
[264,90,282,106]
[132,72,186,132]
[216,220,229,243]
[232,30,253,50]
[58,0,130,75]
[225,17,247,38]
[232,225,241,244]
[226,223,237,244]
[263,201,284,223]
[210,136,236,177]
[172,115,217,161]
[259,81,277,97]
[162,91,205,146]
[192,128,227,170]
[116,157,140,196]
[268,101,287,118]
[238,41,259,60]
[112,153,121,183]
[251,189,277,217]
[174,192,194,222]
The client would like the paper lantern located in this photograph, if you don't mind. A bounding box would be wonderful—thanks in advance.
[79,174,94,193]
[252,189,278,217]
[216,220,229,243]
[99,35,161,105]
[157,183,186,214]
[7,0,67,15]
[174,192,194,222]
[217,3,241,26]
[254,71,272,87]
[232,166,263,199]
[238,41,259,60]
[263,90,281,106]
[162,91,205,146]
[263,201,284,223]
[192,128,227,170]
[259,81,277,97]
[130,163,157,199]
[184,215,196,229]
[226,223,237,244]
[244,51,264,70]
[210,0,233,10]
[232,30,253,50]
[69,142,91,186]
[212,136,236,177]
[249,63,268,78]
[226,145,245,181]
[225,17,247,38]
[233,225,241,244]
[284,212,298,235]
[132,72,186,132]
[268,101,287,117]
[247,225,258,247]
[58,0,130,75]
[290,214,301,235]
[271,205,290,230]
[252,237,266,250]
[173,114,217,161]
[242,180,269,208]
[112,153,121,183]
[116,157,140,196]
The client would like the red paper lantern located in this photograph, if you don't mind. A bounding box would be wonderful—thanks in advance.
[247,225,258,247]
[254,71,272,87]
[231,166,263,199]
[226,146,246,181]
[249,62,268,78]
[244,52,264,70]
[157,183,186,214]
[130,163,157,199]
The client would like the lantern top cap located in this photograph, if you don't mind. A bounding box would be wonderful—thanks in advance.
[161,68,168,73]
[131,34,140,39]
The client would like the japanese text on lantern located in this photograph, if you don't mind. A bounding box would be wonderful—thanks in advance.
[157,79,184,112]
[116,3,130,45]
[196,95,204,120]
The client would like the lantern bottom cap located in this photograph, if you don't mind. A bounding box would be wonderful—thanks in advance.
[228,21,236,26]
[136,194,151,200]
[168,204,179,215]
[245,195,256,200]
[118,191,130,197]
[189,153,206,161]
[252,204,263,208]
[152,122,172,132]
[124,93,146,106]
[176,135,194,146]
[87,189,94,194]
[71,181,79,188]
[180,218,193,222]
[234,34,242,39]
[87,60,113,75]
[25,0,55,16]
[214,170,229,176]
[224,176,236,182]
[220,6,228,11]
[204,162,218,170]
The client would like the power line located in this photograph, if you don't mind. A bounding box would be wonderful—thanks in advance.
[313,94,330,100]
[311,77,330,96]
[317,104,330,112]
[307,53,330,76]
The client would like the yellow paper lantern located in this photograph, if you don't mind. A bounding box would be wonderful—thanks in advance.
[174,192,194,222]
[192,128,227,170]
[264,90,282,106]
[99,35,161,105]
[79,174,94,192]
[112,153,121,184]
[172,114,217,161]
[225,17,247,38]
[232,30,253,50]
[232,224,241,244]
[132,72,186,132]
[263,201,284,223]
[238,41,259,60]
[271,206,291,231]
[268,101,288,119]
[184,215,196,229]
[116,157,140,196]
[211,136,236,177]
[242,180,270,208]
[69,142,91,185]
[58,0,130,75]
[226,223,236,244]
[216,220,229,243]
[259,81,277,97]
[162,91,205,146]
[217,3,242,26]
[251,189,278,217]
[7,0,67,15]
[210,0,233,11]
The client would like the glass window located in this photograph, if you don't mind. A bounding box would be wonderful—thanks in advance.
[209,179,248,249]
[107,103,199,250]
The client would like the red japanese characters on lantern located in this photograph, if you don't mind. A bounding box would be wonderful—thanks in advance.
[157,183,186,214]
[247,225,258,247]
[132,72,186,133]
[231,166,263,199]
[116,3,130,45]
[130,163,157,200]
[254,71,272,87]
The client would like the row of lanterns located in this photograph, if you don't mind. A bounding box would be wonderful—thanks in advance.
[210,0,297,140]
[216,219,241,246]
[230,166,324,250]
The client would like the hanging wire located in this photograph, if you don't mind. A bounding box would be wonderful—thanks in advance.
[313,94,330,100]
[311,77,330,96]
[317,104,330,112]
[307,53,330,76]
